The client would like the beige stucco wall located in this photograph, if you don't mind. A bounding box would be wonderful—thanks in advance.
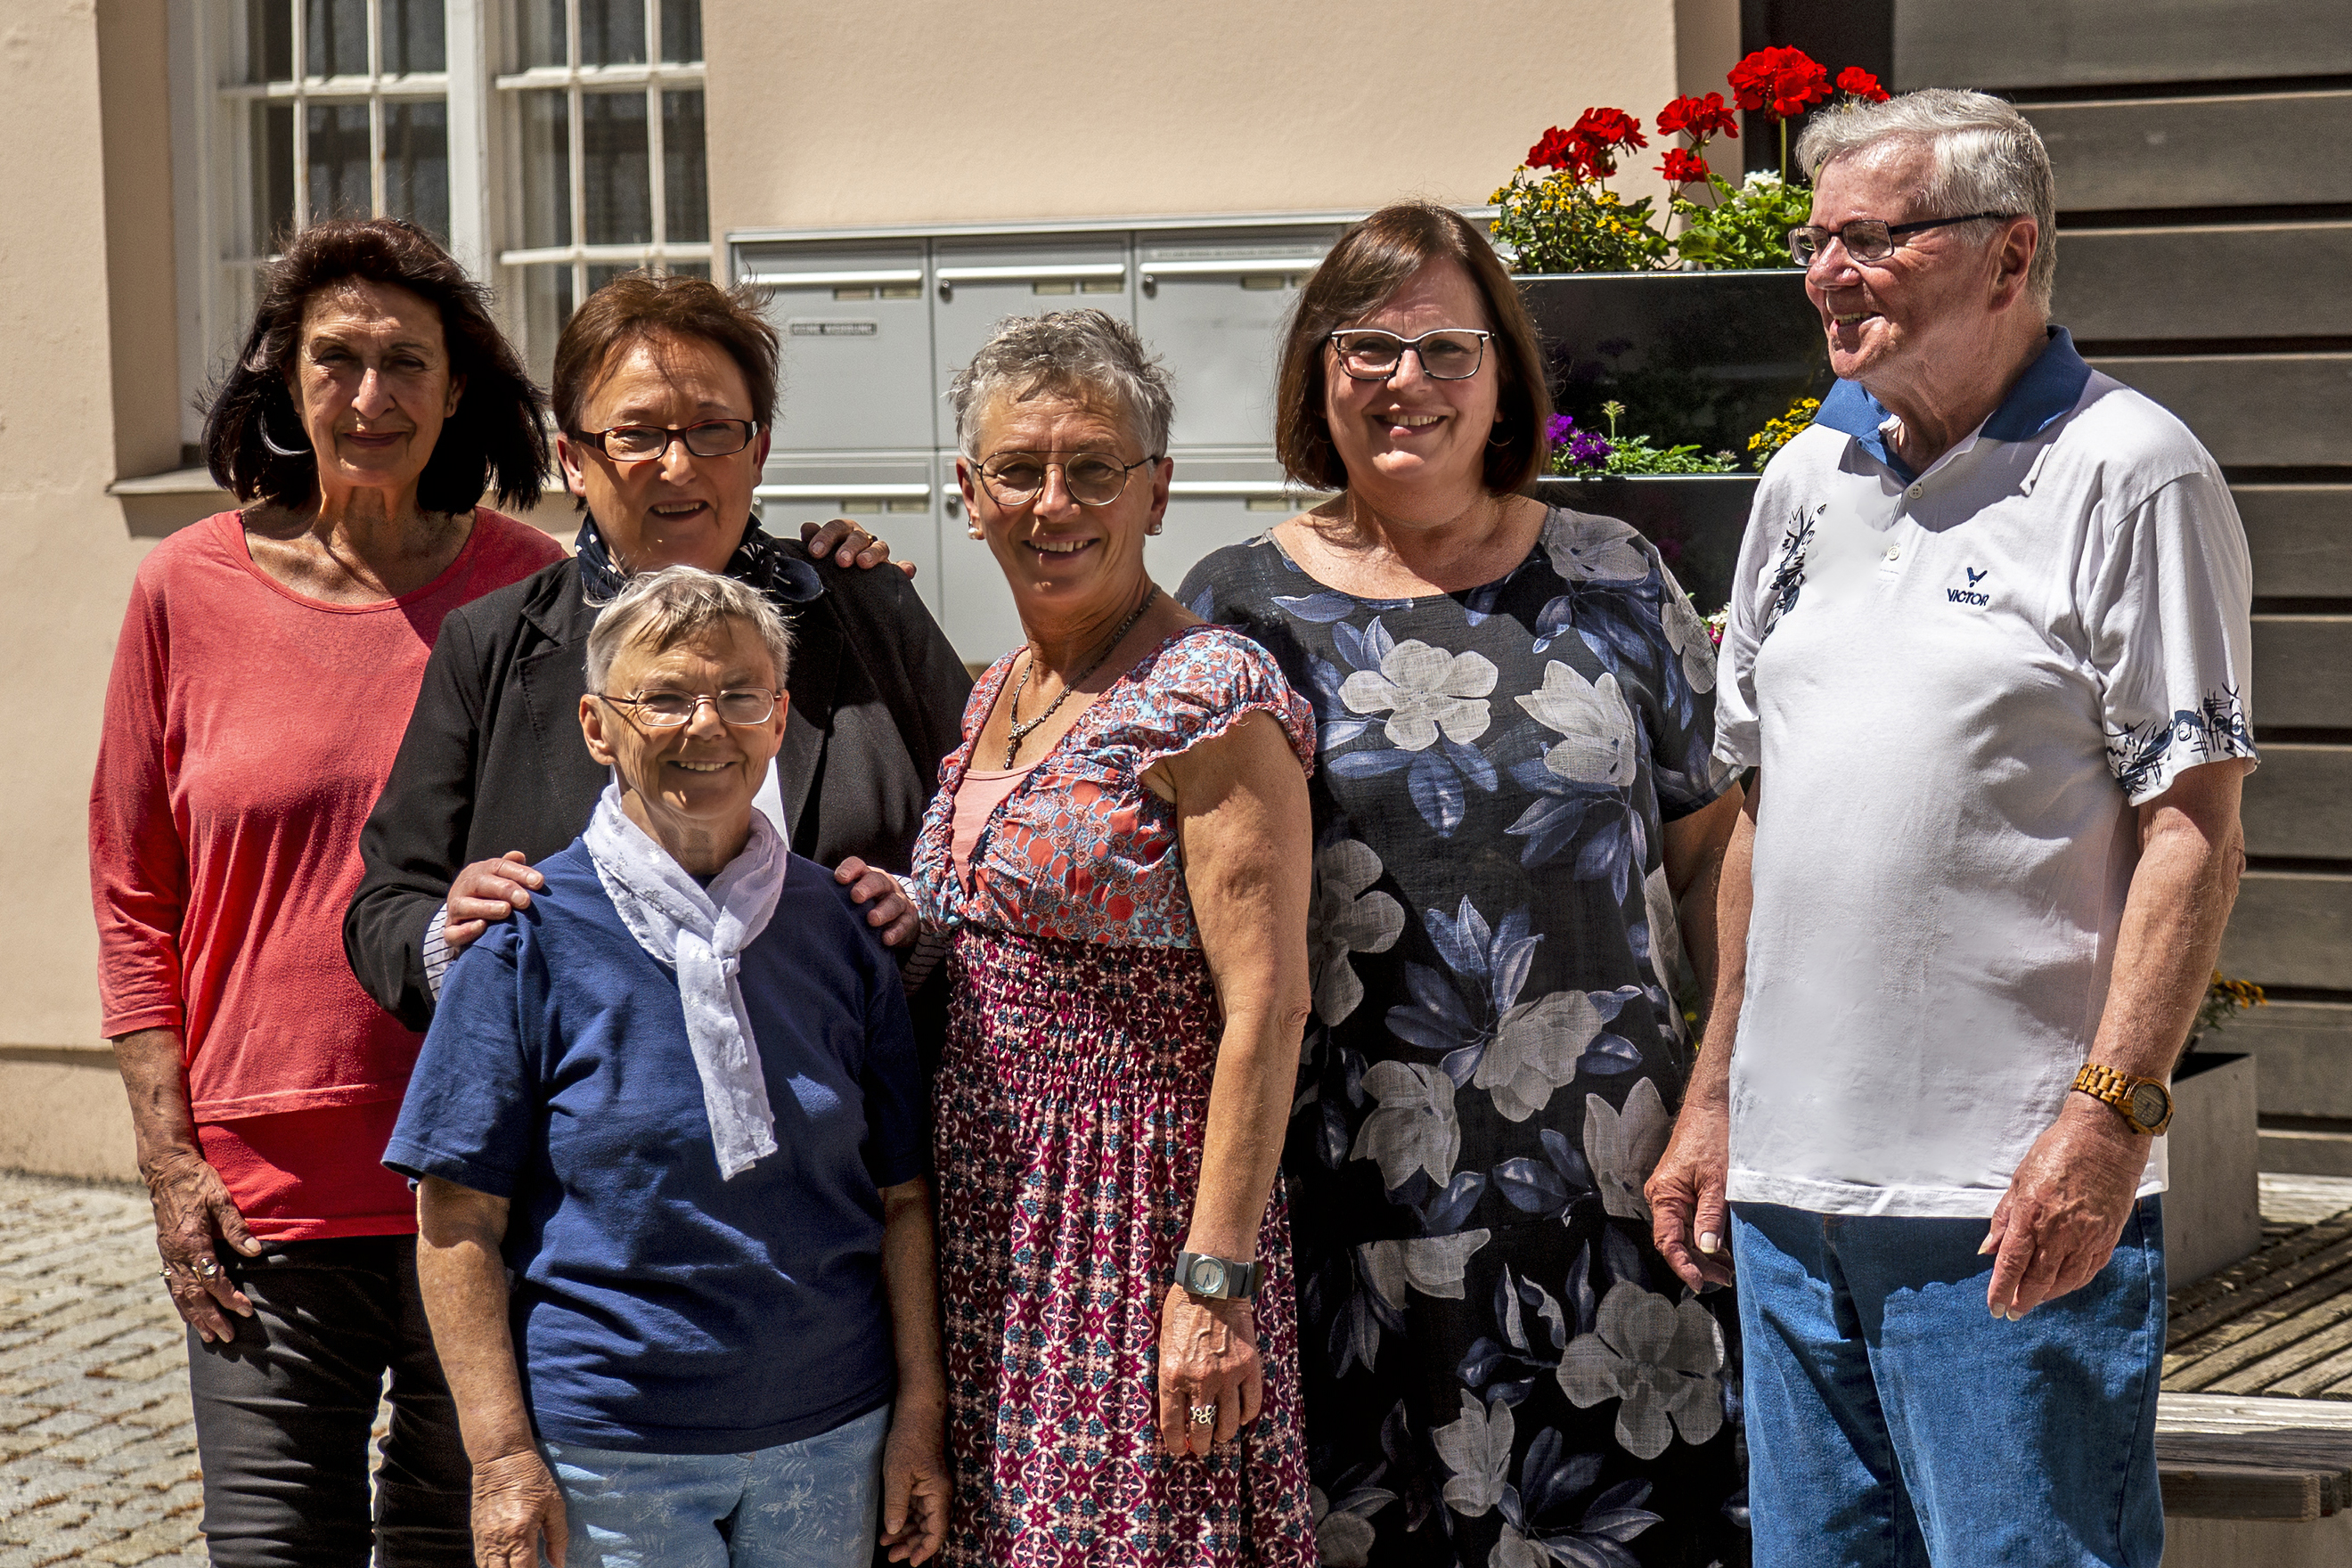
[706,0,1740,241]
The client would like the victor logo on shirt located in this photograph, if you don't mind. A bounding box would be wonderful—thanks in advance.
[1948,567,1991,608]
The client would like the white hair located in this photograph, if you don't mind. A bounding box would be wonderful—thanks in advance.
[949,308,1175,458]
[1795,87,2057,312]
[584,565,794,694]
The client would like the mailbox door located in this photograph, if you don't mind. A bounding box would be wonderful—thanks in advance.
[738,240,936,453]
[754,452,942,615]
[1153,454,1326,605]
[930,236,1133,440]
[1135,227,1340,449]
[934,448,1024,666]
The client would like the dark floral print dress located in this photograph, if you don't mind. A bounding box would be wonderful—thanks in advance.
[1179,509,1751,1568]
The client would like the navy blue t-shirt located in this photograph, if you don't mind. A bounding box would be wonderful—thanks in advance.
[384,839,927,1455]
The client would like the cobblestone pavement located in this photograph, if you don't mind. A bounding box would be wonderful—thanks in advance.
[0,1172,203,1568]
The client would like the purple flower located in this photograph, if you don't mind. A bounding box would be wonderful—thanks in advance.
[1569,430,1613,465]
[1545,413,1577,445]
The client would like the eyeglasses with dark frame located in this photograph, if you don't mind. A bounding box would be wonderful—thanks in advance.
[1785,211,2023,267]
[1327,329,1493,382]
[575,419,760,463]
[970,451,1162,509]
[595,689,780,728]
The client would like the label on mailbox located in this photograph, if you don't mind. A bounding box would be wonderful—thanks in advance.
[788,319,879,336]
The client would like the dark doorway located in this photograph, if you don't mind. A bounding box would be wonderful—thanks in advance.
[1737,1,1897,176]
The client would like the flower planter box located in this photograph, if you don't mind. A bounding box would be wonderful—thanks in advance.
[2168,1049,2264,1286]
[1516,268,1829,466]
[1534,473,1759,613]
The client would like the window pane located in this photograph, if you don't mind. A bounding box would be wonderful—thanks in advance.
[581,92,650,246]
[250,101,296,251]
[666,261,710,280]
[381,0,445,74]
[385,101,449,241]
[520,264,576,388]
[586,263,637,297]
[519,0,568,68]
[306,0,368,76]
[247,0,293,82]
[660,0,704,62]
[306,101,372,221]
[579,0,648,66]
[519,89,572,249]
[662,90,707,242]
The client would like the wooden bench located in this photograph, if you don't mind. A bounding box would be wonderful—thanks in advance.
[2158,1394,2352,1567]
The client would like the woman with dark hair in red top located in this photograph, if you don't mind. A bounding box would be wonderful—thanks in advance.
[87,217,572,1565]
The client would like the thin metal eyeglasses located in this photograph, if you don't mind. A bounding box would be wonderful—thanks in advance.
[595,689,780,728]
[575,419,759,463]
[971,451,1161,508]
[1327,329,1492,381]
[1785,211,2022,267]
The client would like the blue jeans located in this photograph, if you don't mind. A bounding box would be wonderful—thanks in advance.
[542,1404,890,1568]
[1731,1196,2166,1568]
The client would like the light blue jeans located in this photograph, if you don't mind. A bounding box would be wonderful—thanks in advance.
[1732,1196,2167,1567]
[541,1403,890,1568]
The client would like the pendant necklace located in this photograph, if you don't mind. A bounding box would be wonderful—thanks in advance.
[1004,586,1157,768]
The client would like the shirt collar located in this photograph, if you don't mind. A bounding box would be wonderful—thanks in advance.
[1813,326,2091,482]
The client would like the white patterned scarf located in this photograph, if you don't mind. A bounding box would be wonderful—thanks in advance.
[582,782,787,1180]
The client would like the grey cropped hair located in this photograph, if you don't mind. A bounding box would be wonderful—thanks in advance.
[1795,87,2058,313]
[949,309,1176,459]
[585,566,796,695]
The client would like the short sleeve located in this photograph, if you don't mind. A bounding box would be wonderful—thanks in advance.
[2086,470,2258,804]
[1124,627,1317,780]
[1711,482,1792,773]
[856,921,930,1189]
[382,919,540,1197]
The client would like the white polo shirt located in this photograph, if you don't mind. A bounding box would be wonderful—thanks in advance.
[1714,329,2257,1218]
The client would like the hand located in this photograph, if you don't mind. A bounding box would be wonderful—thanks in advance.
[445,852,542,956]
[1156,1287,1262,1458]
[143,1147,262,1343]
[1646,1097,1734,1290]
[877,1396,950,1564]
[1983,1098,2149,1319]
[835,857,919,947]
[801,518,915,578]
[470,1448,568,1568]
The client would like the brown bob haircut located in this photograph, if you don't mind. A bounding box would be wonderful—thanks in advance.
[1275,201,1552,495]
[552,271,780,442]
[203,218,548,515]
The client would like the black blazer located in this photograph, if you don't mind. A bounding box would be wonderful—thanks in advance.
[344,543,970,1032]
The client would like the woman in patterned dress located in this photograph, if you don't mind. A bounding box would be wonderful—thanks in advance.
[1178,204,1752,1567]
[905,310,1318,1564]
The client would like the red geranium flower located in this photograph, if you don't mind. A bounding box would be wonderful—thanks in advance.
[1657,92,1740,141]
[1837,66,1891,102]
[1572,106,1647,152]
[1729,45,1831,120]
[1528,126,1578,170]
[1658,148,1712,185]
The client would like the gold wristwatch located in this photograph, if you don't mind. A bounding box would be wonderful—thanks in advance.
[2071,1064,2174,1136]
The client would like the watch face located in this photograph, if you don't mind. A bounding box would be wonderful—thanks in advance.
[2129,1083,2168,1128]
[1191,1258,1227,1294]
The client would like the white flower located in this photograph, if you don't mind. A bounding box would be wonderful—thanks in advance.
[1490,1525,1552,1568]
[1352,1060,1460,1190]
[1360,1230,1490,1306]
[1474,990,1605,1123]
[1433,1390,1514,1515]
[1543,512,1652,584]
[1515,661,1637,788]
[1584,1077,1670,1221]
[1310,840,1404,1025]
[1660,587,1719,695]
[1311,1484,1394,1567]
[1342,640,1498,751]
[1557,1282,1726,1460]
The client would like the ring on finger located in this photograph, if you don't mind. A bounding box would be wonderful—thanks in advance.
[194,1258,220,1279]
[1188,1402,1216,1426]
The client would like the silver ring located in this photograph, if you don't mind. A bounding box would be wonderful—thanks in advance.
[195,1258,219,1279]
[1188,1402,1216,1426]
[158,1267,174,1281]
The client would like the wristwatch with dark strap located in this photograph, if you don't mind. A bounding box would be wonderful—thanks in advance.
[2070,1063,2175,1136]
[1173,1250,1263,1301]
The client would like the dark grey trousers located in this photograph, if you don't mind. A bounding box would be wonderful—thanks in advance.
[184,1234,472,1567]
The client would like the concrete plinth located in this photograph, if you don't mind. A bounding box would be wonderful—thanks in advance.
[2167,1052,2264,1286]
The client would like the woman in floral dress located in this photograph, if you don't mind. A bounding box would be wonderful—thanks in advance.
[907,310,1319,1564]
[1179,204,1750,1567]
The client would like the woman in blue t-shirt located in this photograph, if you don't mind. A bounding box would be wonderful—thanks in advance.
[387,566,944,1568]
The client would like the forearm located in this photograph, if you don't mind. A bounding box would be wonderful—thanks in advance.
[415,1183,535,1463]
[1185,1004,1304,1260]
[878,1179,944,1405]
[110,1029,201,1169]
[1684,788,1757,1111]
[2089,801,2245,1082]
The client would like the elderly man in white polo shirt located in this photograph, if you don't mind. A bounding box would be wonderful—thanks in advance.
[1647,89,2255,1567]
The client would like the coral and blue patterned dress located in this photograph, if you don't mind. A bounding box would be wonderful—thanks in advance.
[1180,509,1751,1568]
[908,623,1319,1567]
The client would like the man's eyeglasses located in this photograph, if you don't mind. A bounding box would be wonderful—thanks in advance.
[1785,212,2022,267]
[576,420,759,463]
[971,452,1160,509]
[1327,329,1492,381]
[597,689,779,728]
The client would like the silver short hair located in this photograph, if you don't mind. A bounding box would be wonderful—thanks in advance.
[584,565,794,695]
[949,308,1175,459]
[1795,87,2057,313]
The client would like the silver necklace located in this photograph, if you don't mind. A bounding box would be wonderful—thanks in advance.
[1004,587,1157,769]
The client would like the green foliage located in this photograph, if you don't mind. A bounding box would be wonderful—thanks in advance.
[1749,396,1821,468]
[1668,171,1814,272]
[1559,437,1742,477]
[1490,168,1673,275]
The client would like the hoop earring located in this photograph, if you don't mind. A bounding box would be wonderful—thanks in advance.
[257,401,314,460]
[1487,423,1511,448]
